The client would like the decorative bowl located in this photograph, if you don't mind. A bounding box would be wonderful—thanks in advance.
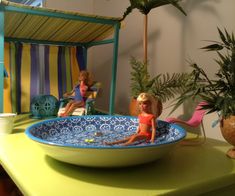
[30,95,59,119]
[25,115,186,167]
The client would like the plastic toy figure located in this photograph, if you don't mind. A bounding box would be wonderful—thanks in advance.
[59,70,92,117]
[105,93,157,146]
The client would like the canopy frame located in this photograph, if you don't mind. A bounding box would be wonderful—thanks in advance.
[0,0,121,114]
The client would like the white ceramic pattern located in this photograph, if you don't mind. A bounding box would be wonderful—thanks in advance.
[25,115,186,167]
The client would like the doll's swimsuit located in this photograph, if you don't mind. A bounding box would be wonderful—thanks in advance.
[138,114,155,141]
[74,85,87,102]
[138,131,152,140]
[138,114,155,126]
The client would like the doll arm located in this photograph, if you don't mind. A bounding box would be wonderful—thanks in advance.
[136,126,141,134]
[63,89,75,98]
[151,117,157,143]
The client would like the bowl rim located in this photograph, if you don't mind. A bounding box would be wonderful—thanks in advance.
[25,115,186,149]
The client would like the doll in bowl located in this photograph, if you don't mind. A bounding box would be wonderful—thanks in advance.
[105,93,158,146]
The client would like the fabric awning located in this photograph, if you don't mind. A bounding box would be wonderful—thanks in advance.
[0,0,122,114]
[1,0,122,45]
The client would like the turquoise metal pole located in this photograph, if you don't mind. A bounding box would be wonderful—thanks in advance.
[0,8,4,112]
[109,22,120,115]
[86,39,114,48]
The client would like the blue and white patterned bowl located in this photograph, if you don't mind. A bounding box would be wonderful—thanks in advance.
[25,115,186,167]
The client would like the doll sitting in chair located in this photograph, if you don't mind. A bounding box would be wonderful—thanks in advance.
[58,70,93,117]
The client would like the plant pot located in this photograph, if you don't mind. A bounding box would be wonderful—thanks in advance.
[220,116,235,159]
[129,98,139,116]
[129,97,163,118]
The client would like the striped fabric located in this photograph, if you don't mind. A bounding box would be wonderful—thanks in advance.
[2,0,121,44]
[3,43,12,113]
[3,43,85,113]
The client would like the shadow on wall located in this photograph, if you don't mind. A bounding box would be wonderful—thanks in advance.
[89,44,113,112]
[164,0,220,71]
[91,0,220,115]
[164,0,220,119]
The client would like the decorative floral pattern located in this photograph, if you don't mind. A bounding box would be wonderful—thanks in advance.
[26,115,185,148]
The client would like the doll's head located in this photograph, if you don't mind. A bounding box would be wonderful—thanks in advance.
[79,71,93,86]
[137,93,157,116]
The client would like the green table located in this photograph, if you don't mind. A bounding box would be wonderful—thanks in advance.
[0,115,235,196]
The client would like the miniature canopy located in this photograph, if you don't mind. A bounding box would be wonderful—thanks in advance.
[0,0,121,114]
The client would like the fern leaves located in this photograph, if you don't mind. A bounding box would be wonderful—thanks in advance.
[130,57,189,102]
[152,72,189,102]
[173,28,235,118]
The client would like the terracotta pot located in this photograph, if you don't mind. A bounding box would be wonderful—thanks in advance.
[129,98,139,116]
[129,97,163,118]
[220,116,235,158]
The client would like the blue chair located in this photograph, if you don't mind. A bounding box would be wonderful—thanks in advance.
[57,82,101,116]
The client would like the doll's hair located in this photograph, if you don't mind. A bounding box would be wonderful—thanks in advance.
[137,93,158,116]
[78,70,93,86]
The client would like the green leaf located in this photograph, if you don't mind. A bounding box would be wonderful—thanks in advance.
[201,44,223,51]
[171,28,235,118]
[122,0,186,19]
[217,27,229,46]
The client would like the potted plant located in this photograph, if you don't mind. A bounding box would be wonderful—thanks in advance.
[122,1,187,116]
[172,28,235,158]
[129,57,190,117]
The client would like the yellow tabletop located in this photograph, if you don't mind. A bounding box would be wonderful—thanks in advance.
[0,115,235,196]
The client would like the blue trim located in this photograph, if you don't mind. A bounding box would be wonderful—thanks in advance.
[25,116,186,149]
[57,46,63,98]
[82,46,87,69]
[76,46,86,70]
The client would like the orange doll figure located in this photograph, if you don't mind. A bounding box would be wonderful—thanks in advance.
[105,93,157,146]
[59,71,92,117]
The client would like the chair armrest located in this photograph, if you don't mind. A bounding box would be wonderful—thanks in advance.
[85,99,95,115]
[59,97,73,108]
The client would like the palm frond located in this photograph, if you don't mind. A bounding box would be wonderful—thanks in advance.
[201,44,223,51]
[172,28,235,118]
[218,27,229,47]
[122,0,186,19]
[169,0,187,16]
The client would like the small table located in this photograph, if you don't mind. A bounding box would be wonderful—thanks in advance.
[0,116,235,195]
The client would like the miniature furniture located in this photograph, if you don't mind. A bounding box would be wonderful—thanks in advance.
[57,82,101,116]
[0,0,121,115]
[165,101,207,145]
